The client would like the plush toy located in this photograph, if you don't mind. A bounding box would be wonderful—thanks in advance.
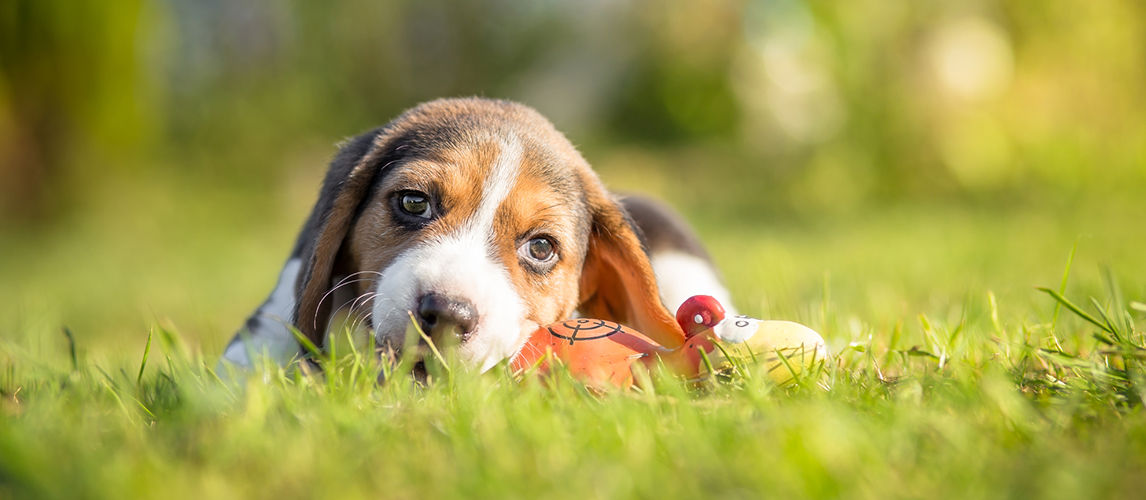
[510,295,828,388]
[676,295,830,385]
[510,318,669,388]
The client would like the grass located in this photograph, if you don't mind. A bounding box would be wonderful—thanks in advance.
[2,177,1146,499]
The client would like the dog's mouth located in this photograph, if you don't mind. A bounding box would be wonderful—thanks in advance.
[374,340,447,384]
[372,316,536,376]
[402,355,453,385]
[411,360,428,383]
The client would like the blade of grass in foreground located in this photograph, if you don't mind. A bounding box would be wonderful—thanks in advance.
[136,328,153,387]
[1051,239,1079,331]
[62,327,78,371]
[1037,287,1117,336]
[290,325,326,362]
[1089,296,1124,341]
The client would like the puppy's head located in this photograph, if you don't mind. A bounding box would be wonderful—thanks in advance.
[294,98,684,370]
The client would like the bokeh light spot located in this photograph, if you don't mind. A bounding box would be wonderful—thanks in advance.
[929,17,1014,100]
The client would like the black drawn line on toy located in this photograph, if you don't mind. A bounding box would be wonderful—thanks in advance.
[548,319,624,345]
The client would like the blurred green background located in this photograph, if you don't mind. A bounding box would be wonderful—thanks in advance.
[2,0,1144,364]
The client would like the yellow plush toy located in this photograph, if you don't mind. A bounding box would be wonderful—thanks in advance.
[676,296,829,385]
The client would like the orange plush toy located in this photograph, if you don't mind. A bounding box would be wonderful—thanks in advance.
[510,296,729,388]
[510,295,828,388]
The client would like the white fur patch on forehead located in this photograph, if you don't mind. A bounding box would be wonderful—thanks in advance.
[468,137,522,234]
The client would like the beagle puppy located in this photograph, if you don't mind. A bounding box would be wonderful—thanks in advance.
[221,98,735,372]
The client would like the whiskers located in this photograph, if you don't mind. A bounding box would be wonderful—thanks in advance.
[317,271,385,314]
[316,269,416,355]
[313,270,385,350]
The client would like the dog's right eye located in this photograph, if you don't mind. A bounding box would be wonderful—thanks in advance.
[398,191,433,219]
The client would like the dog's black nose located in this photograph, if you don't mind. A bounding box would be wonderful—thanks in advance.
[416,293,478,343]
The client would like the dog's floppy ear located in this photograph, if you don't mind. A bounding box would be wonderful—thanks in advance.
[292,128,394,347]
[578,182,686,349]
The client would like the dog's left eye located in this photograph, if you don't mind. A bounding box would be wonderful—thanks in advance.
[399,191,433,219]
[519,236,557,266]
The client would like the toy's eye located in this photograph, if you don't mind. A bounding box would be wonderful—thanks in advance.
[526,237,555,262]
[694,314,704,324]
[399,191,432,219]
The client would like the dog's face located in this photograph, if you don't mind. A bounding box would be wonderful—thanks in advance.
[293,99,684,370]
[345,132,590,370]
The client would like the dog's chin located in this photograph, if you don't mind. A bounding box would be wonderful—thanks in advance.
[372,319,539,373]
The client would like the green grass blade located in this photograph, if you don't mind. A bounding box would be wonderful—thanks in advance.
[156,324,188,360]
[1036,287,1116,335]
[62,327,78,371]
[136,328,153,387]
[1051,239,1079,330]
[95,364,118,388]
[135,399,156,420]
[1089,297,1124,342]
[988,291,1003,336]
[697,344,718,378]
[407,311,450,375]
[897,346,939,359]
[1093,332,1117,346]
[290,325,325,361]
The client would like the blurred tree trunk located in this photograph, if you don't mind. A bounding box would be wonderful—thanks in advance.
[0,0,141,223]
[0,1,76,222]
[0,124,45,222]
[0,85,68,222]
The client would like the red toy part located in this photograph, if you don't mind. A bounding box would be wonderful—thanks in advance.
[676,295,727,337]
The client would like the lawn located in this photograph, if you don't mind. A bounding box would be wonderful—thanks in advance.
[4,1,1146,498]
[2,175,1145,499]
